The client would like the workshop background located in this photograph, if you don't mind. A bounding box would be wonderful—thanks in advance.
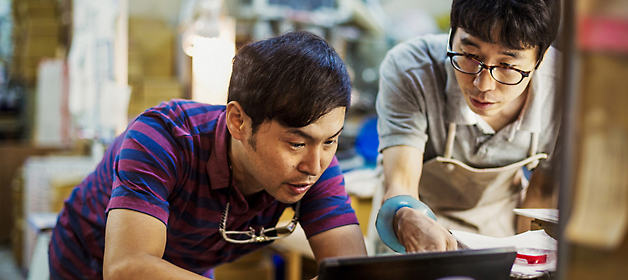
[0,0,627,280]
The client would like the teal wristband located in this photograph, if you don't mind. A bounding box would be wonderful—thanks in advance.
[375,195,436,253]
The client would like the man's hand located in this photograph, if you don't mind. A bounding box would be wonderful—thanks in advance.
[379,146,457,252]
[393,207,457,252]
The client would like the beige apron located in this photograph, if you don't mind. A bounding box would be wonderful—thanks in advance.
[366,123,547,255]
[420,123,547,237]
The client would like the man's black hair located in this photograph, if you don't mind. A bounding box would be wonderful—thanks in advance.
[450,0,561,66]
[228,31,351,134]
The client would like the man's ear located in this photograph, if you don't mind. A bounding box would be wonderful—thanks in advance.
[226,101,248,141]
[535,48,551,69]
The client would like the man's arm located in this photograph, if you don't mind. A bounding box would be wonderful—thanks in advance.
[307,224,367,263]
[381,146,423,200]
[381,145,457,252]
[103,209,210,280]
[516,170,559,233]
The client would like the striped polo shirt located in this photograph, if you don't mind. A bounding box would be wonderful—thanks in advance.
[49,99,358,279]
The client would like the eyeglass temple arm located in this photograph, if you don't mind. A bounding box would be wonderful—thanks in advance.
[271,201,301,235]
[222,228,257,236]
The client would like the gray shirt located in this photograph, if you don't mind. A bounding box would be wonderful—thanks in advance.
[376,33,562,171]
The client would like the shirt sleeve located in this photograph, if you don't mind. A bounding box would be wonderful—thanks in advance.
[106,113,187,225]
[534,67,563,174]
[376,40,431,153]
[536,119,562,174]
[298,156,358,237]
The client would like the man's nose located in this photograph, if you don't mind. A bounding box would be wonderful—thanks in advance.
[473,68,497,92]
[298,148,322,177]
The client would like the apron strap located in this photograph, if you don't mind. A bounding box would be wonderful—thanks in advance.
[443,123,457,171]
[526,132,540,170]
[444,123,456,159]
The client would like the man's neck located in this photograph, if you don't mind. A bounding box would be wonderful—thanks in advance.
[228,137,260,197]
[481,87,529,132]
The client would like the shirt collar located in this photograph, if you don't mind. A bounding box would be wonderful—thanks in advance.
[207,109,231,190]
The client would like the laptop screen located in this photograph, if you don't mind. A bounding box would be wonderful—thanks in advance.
[318,247,517,280]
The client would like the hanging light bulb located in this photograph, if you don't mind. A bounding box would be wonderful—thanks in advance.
[182,0,235,105]
[183,0,222,56]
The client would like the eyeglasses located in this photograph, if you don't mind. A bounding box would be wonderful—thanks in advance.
[445,29,534,86]
[219,200,300,244]
[446,51,532,85]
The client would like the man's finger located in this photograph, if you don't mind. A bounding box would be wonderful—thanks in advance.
[432,237,448,251]
[446,236,458,251]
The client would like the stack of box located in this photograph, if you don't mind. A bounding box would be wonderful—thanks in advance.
[127,17,183,120]
[19,155,97,269]
[10,0,65,85]
[0,144,60,267]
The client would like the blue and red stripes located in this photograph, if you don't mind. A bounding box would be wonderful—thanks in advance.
[49,99,358,279]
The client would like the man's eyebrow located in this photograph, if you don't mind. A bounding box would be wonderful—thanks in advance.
[500,50,521,59]
[460,37,480,49]
[330,127,344,138]
[287,126,344,140]
[461,36,523,59]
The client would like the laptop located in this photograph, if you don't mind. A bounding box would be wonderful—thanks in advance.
[318,247,517,280]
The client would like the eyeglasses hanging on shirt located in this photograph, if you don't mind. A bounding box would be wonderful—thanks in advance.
[219,197,300,244]
[220,154,300,243]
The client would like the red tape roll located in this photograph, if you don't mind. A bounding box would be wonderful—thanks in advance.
[516,253,547,264]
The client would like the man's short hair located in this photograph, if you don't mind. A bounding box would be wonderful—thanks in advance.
[228,31,351,134]
[450,0,560,65]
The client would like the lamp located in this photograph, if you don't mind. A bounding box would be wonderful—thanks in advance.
[182,0,235,105]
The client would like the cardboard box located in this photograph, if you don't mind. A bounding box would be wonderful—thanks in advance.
[11,218,25,268]
[128,51,144,78]
[126,77,183,120]
[144,58,174,77]
[50,174,83,213]
[14,0,56,20]
[214,249,275,280]
[19,6,56,19]
[22,18,60,37]
[0,144,61,243]
[22,37,59,57]
[129,17,174,77]
[10,0,65,85]
[142,77,183,108]
[11,184,23,221]
[350,194,373,236]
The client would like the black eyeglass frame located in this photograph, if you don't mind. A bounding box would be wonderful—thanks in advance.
[219,200,300,244]
[446,29,534,86]
[446,51,532,86]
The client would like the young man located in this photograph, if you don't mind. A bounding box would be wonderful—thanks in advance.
[49,31,367,279]
[374,0,561,253]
